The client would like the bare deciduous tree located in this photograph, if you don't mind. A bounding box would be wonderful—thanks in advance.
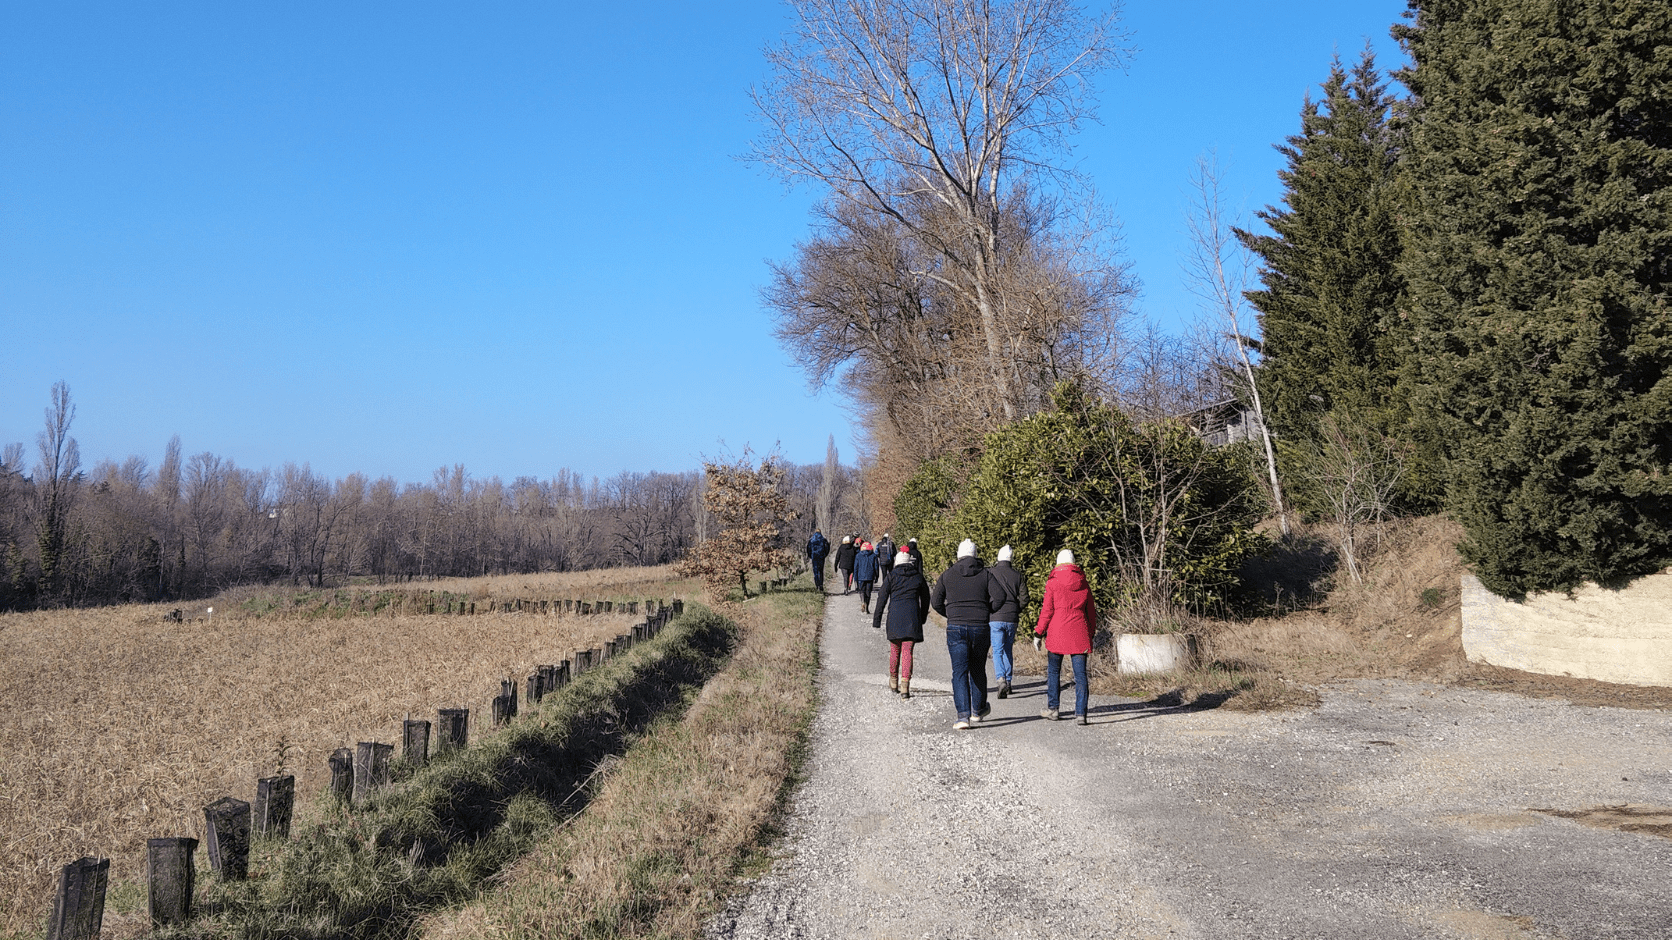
[1303,414,1407,584]
[1184,155,1290,536]
[756,0,1135,492]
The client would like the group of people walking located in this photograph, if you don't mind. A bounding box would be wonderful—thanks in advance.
[807,530,1097,729]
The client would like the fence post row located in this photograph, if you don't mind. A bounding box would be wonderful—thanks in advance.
[254,774,295,839]
[203,797,251,880]
[45,856,108,940]
[53,591,689,932]
[146,837,196,927]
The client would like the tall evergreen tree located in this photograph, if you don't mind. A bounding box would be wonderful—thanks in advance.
[1396,0,1672,596]
[1236,48,1419,508]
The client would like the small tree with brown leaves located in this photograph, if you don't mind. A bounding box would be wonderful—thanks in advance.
[677,450,801,601]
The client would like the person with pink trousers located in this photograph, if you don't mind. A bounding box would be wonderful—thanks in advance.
[1034,548,1097,725]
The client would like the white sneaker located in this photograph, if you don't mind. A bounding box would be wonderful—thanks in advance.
[953,719,971,730]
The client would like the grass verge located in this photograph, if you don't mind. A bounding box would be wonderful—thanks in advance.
[162,606,734,940]
[420,580,823,940]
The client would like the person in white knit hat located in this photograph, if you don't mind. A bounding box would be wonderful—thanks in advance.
[930,538,998,729]
[1033,548,1098,724]
[986,544,1028,699]
[872,546,929,696]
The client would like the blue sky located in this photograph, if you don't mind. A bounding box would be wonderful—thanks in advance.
[0,1,1407,484]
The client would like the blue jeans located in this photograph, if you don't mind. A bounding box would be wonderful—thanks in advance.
[945,623,991,720]
[812,556,826,589]
[1046,652,1089,716]
[989,622,1017,682]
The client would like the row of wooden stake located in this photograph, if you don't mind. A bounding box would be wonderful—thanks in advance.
[44,599,685,940]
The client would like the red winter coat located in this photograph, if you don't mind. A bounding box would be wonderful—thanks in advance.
[1034,564,1098,655]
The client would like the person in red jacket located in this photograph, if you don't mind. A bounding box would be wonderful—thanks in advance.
[1033,548,1097,724]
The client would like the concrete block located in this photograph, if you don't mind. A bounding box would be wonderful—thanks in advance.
[1117,633,1197,674]
[1461,570,1672,687]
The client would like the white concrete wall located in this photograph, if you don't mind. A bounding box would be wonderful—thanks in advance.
[1461,570,1672,687]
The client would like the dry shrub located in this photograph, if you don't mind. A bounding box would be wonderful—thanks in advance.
[1067,515,1468,710]
[421,585,822,940]
[0,567,688,936]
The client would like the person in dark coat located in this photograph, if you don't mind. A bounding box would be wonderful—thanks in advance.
[905,537,922,566]
[986,544,1029,700]
[853,541,879,613]
[1034,548,1098,724]
[931,539,998,729]
[872,547,930,696]
[834,536,857,595]
[807,530,830,592]
[875,533,896,577]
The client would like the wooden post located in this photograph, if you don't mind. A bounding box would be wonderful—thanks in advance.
[627,600,638,614]
[603,600,613,613]
[555,661,570,688]
[146,838,196,926]
[353,742,393,804]
[526,670,543,704]
[254,774,295,839]
[203,797,251,880]
[438,708,469,753]
[673,599,684,616]
[402,719,431,766]
[328,748,353,802]
[45,856,109,940]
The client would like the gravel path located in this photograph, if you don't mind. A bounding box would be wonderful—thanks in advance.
[708,591,1672,940]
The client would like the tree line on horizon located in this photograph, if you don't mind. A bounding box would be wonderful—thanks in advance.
[759,0,1670,603]
[0,385,871,611]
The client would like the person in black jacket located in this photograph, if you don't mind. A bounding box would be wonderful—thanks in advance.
[930,539,998,729]
[875,533,896,577]
[872,547,930,697]
[833,536,857,595]
[807,530,830,592]
[986,544,1029,699]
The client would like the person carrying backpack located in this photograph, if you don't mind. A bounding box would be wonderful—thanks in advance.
[807,530,830,592]
[853,541,879,613]
[875,533,896,576]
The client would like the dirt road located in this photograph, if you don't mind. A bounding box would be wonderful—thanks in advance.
[708,590,1672,939]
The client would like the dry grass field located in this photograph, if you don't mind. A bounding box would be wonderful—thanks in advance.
[0,566,696,935]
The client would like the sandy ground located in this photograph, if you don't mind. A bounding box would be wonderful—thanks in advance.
[707,590,1672,940]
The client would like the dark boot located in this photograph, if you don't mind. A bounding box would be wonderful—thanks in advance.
[997,680,1011,699]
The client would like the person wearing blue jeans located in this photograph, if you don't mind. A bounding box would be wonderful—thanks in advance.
[945,622,991,725]
[930,538,998,730]
[986,544,1028,699]
[1045,650,1089,719]
[1033,548,1098,724]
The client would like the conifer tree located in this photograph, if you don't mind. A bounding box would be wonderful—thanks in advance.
[1236,49,1421,508]
[1396,0,1672,596]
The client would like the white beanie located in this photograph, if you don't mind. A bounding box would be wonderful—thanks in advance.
[996,544,1013,563]
[841,535,851,543]
[1056,548,1075,565]
[957,539,977,559]
[894,550,913,566]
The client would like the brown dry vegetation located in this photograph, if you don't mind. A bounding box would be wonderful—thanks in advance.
[1040,515,1672,712]
[0,567,696,935]
[421,584,822,940]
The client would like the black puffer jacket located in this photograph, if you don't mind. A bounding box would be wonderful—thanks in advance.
[872,561,930,642]
[986,560,1029,623]
[834,541,857,571]
[931,555,995,625]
